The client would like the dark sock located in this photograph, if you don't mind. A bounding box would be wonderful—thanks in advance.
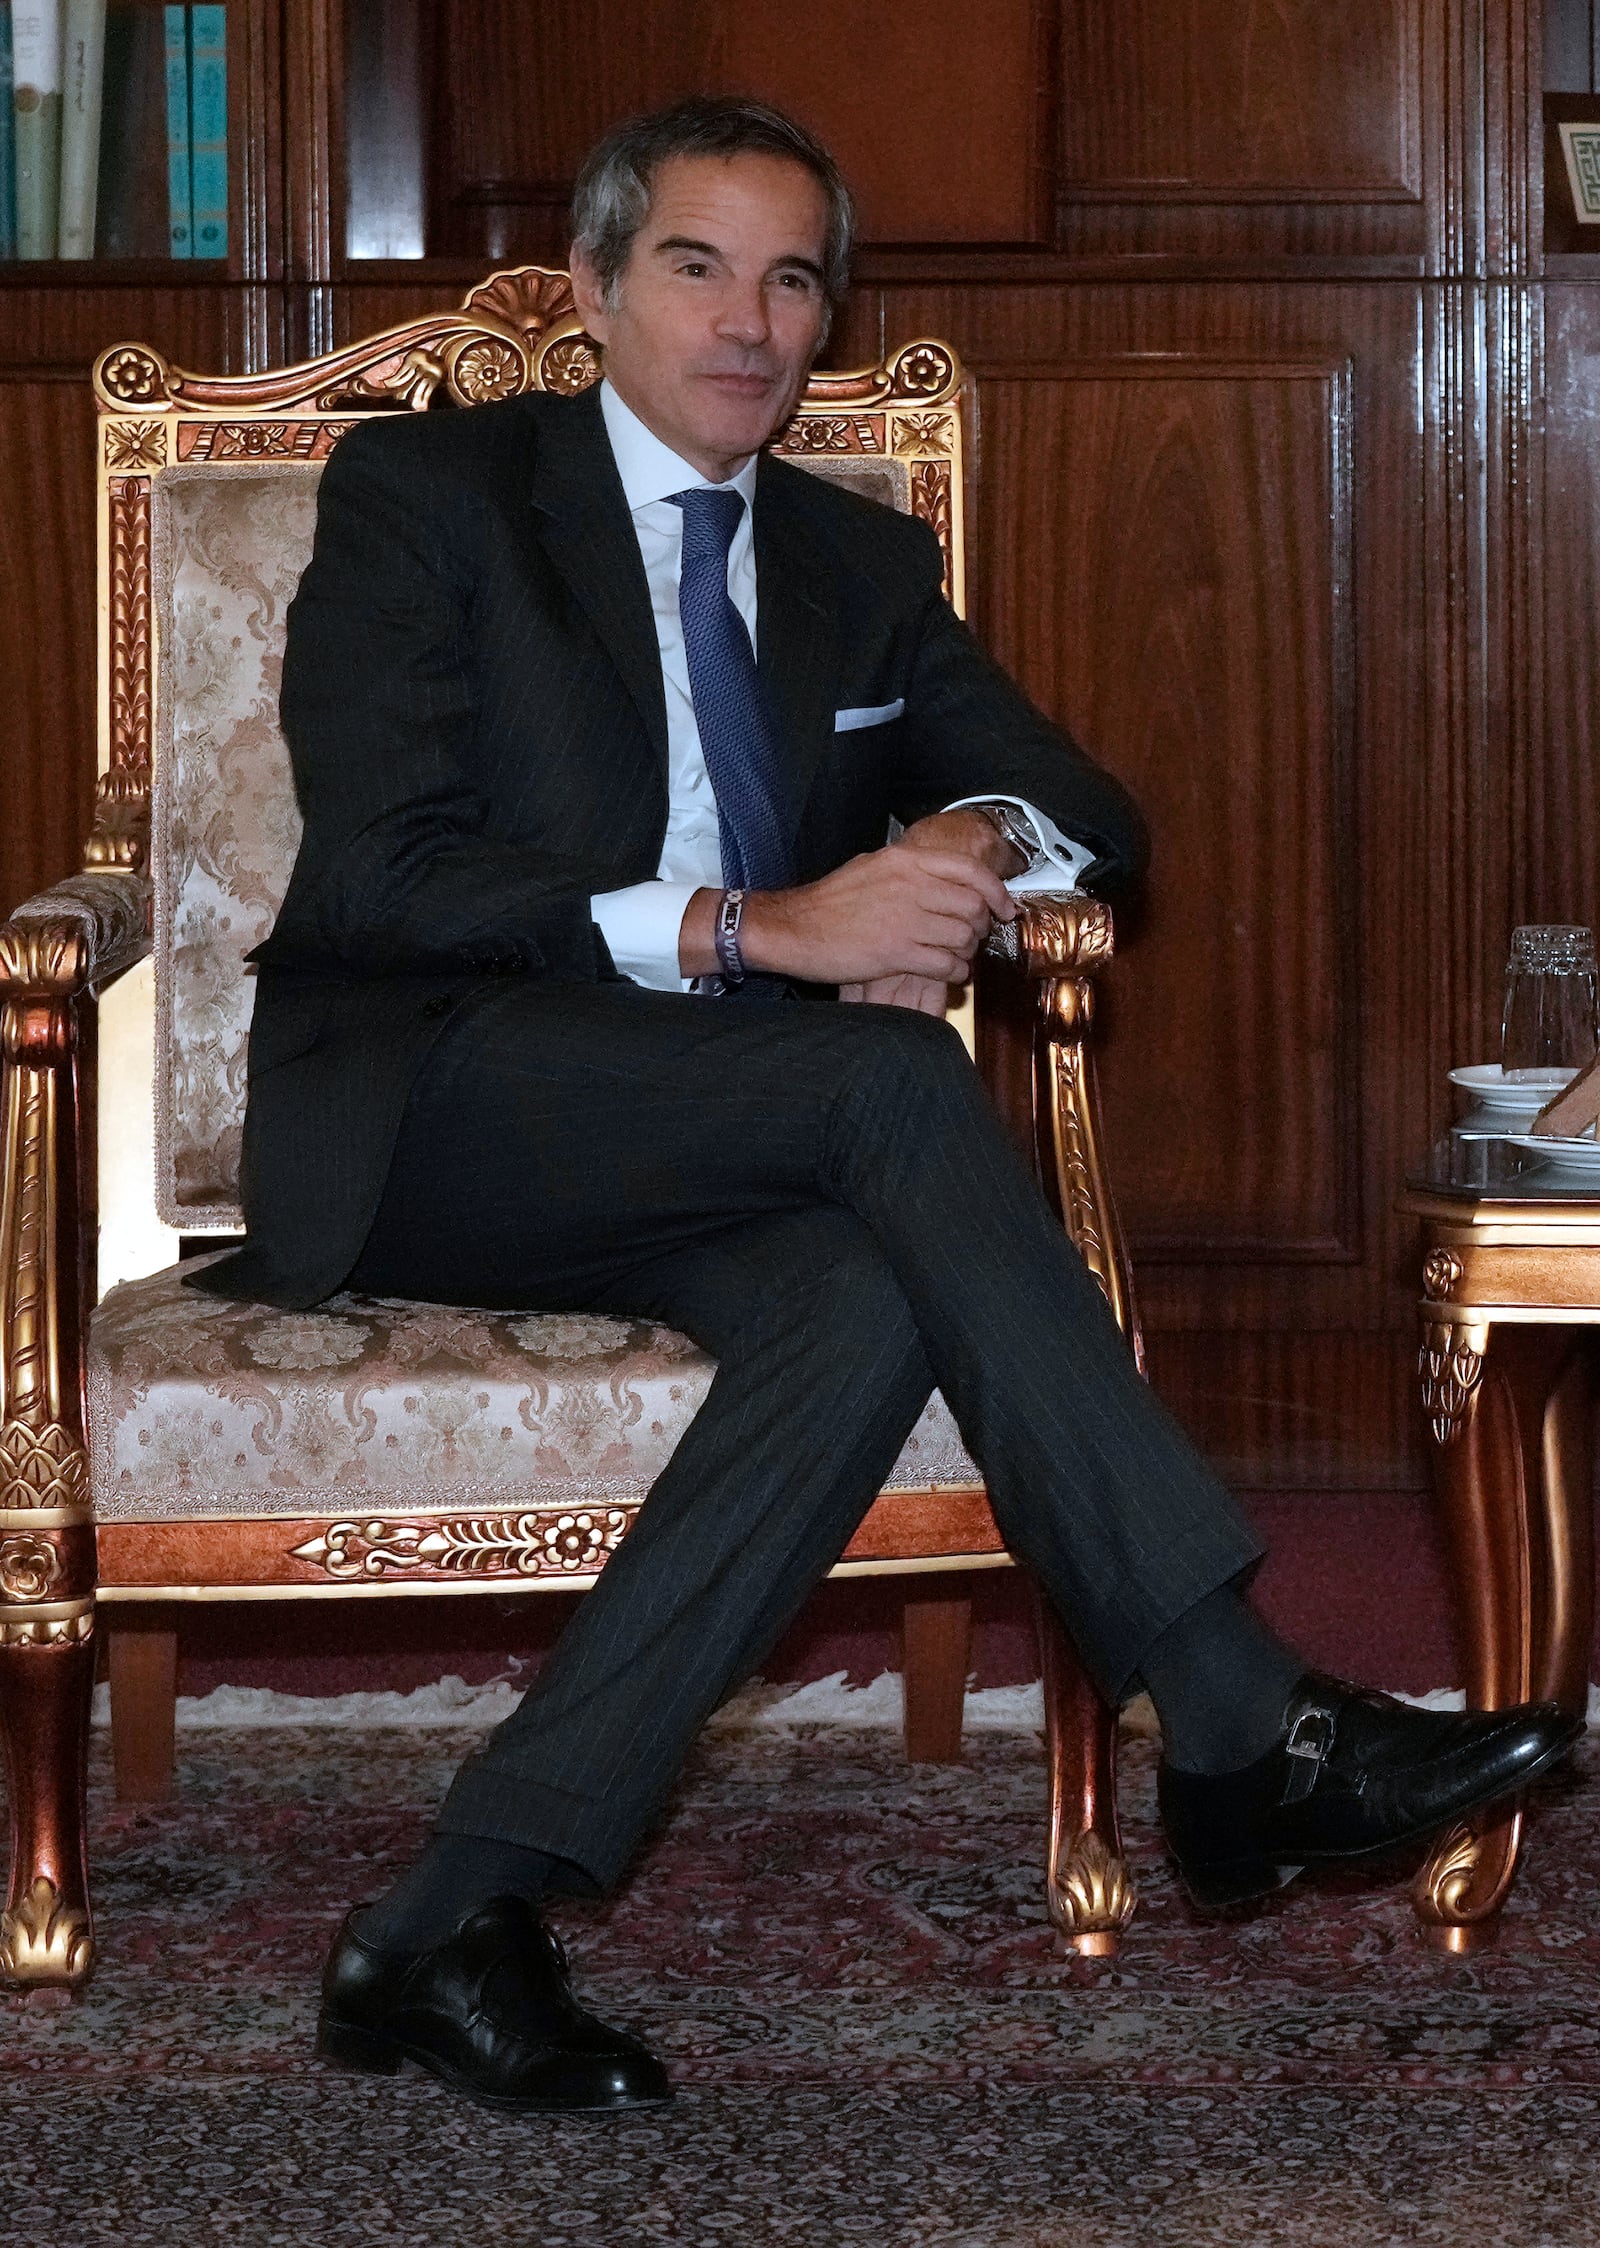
[1138,1580,1307,1775]
[358,1833,560,1955]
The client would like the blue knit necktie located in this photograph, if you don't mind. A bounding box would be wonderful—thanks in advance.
[669,488,794,893]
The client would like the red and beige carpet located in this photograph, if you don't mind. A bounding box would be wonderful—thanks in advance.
[4,1695,1597,2246]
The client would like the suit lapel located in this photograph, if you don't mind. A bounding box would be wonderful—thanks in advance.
[754,458,839,839]
[527,387,669,771]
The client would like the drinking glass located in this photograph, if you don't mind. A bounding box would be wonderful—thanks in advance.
[1501,925,1599,1077]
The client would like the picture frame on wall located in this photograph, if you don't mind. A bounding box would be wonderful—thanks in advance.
[1545,94,1600,254]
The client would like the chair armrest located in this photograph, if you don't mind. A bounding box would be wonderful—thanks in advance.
[973,889,1142,1364]
[0,871,152,994]
[982,891,1112,981]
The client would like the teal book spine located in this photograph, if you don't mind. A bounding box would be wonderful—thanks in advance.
[0,6,17,260]
[12,1,62,258]
[163,2,188,257]
[187,0,222,258]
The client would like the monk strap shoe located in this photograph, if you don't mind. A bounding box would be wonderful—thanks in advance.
[1158,1672,1583,1912]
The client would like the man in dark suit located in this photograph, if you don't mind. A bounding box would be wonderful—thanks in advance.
[199,97,1578,2115]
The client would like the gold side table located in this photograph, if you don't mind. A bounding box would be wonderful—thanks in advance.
[1400,1133,1597,1951]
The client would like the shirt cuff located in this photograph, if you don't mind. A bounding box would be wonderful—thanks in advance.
[942,795,1096,892]
[590,881,702,992]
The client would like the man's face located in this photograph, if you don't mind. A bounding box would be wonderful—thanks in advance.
[572,152,832,483]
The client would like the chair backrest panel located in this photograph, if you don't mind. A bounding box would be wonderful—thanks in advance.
[95,270,967,1237]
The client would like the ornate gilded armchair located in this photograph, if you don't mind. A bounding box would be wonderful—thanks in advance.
[0,270,1141,1989]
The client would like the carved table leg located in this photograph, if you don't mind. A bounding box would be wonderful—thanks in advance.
[1034,1582,1135,1957]
[1413,1317,1593,1951]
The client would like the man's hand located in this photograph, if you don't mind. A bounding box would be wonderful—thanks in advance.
[679,844,1016,986]
[896,806,1030,880]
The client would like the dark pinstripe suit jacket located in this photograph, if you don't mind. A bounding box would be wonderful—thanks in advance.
[192,383,1148,1309]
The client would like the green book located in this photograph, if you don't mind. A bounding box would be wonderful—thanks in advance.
[57,0,104,256]
[12,1,62,258]
[187,0,221,258]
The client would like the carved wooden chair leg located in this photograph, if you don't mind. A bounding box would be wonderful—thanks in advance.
[0,1616,96,1990]
[1413,1319,1590,1950]
[901,1589,972,1763]
[1033,1582,1135,1956]
[108,1619,179,1801]
[1,920,107,1991]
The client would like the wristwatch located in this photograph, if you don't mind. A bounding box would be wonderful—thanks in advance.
[972,802,1039,873]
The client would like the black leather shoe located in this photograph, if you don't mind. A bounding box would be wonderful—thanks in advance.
[1159,1673,1583,1911]
[315,1894,672,2113]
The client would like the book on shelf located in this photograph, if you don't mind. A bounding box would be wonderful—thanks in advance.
[0,0,225,262]
[162,0,187,254]
[12,1,62,257]
[96,1,167,257]
[187,0,220,257]
[58,0,104,256]
[0,6,17,260]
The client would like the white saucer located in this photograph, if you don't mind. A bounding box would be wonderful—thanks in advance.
[1449,1064,1577,1122]
[1505,1131,1600,1177]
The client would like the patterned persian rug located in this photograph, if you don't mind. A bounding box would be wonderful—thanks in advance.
[5,1702,1598,2247]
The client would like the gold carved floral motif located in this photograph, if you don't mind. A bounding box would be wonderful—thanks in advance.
[0,1528,62,1599]
[104,420,166,471]
[892,411,953,455]
[293,1508,634,1582]
[97,344,169,406]
[1423,1248,1464,1299]
[894,343,956,395]
[0,1876,93,1983]
[1419,1321,1487,1446]
[538,335,601,395]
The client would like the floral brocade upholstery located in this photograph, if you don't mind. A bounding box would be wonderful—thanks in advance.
[87,1260,982,1524]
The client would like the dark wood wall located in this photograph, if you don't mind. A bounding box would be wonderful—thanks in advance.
[4,0,1595,1497]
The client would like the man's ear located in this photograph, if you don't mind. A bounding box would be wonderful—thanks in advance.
[569,247,611,345]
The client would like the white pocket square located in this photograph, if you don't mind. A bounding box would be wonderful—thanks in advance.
[834,700,905,732]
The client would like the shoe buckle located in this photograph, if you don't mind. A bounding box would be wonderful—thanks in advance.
[1281,1706,1336,1803]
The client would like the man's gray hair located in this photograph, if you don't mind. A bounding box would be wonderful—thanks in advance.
[571,96,855,309]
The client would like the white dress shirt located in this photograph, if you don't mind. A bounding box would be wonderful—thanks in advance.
[588,380,1093,992]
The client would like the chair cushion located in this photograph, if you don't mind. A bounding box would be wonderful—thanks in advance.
[87,1262,981,1523]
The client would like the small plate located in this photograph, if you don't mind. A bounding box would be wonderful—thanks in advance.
[1450,1064,1576,1119]
[1505,1131,1600,1176]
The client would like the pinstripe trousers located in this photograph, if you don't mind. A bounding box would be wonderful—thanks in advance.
[347,980,1262,1889]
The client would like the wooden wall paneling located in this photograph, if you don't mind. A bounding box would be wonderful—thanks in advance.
[0,379,99,921]
[973,355,1357,1264]
[1535,284,1600,928]
[350,0,1053,265]
[1060,0,1418,197]
[1054,0,1436,270]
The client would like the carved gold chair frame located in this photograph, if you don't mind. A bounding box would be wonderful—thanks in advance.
[0,266,1140,1989]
